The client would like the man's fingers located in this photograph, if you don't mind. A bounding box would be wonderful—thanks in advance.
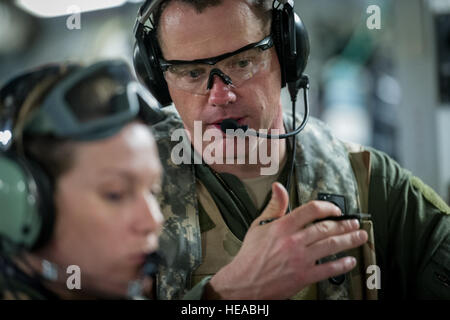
[283,200,342,233]
[307,256,357,285]
[299,219,360,246]
[255,182,289,225]
[307,230,368,263]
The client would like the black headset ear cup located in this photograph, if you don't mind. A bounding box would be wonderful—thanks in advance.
[10,153,55,251]
[271,5,310,87]
[291,12,310,82]
[133,29,172,107]
[271,8,286,86]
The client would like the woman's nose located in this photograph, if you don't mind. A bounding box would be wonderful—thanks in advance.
[132,192,163,235]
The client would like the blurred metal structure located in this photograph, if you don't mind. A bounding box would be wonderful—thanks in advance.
[393,0,450,203]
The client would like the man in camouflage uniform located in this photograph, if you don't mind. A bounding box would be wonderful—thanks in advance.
[138,0,450,299]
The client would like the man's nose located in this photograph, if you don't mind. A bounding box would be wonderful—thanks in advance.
[207,75,237,107]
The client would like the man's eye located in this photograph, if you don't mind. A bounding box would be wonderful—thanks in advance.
[187,69,203,79]
[168,66,203,77]
[237,60,250,68]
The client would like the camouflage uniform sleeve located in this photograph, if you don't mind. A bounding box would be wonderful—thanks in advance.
[182,276,212,300]
[365,147,450,299]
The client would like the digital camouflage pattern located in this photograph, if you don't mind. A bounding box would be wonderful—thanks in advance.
[152,107,377,300]
[150,106,202,300]
[191,180,243,286]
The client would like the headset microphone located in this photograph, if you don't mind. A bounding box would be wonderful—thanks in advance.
[220,119,248,133]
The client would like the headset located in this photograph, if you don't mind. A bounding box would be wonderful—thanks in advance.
[0,65,73,254]
[133,0,310,107]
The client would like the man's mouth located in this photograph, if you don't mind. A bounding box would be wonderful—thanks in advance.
[209,117,246,131]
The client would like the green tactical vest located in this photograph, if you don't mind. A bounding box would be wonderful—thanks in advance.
[152,107,377,300]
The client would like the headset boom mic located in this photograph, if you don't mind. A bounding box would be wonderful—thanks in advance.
[220,118,248,133]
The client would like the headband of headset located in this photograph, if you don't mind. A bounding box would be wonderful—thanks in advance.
[133,0,310,107]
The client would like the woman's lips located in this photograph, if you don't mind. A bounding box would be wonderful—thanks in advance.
[130,253,148,265]
[129,236,159,266]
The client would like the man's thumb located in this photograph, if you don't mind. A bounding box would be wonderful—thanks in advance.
[258,182,289,222]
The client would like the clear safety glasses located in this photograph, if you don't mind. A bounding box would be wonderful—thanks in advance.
[160,35,274,95]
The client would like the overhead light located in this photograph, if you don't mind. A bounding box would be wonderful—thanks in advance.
[14,0,141,18]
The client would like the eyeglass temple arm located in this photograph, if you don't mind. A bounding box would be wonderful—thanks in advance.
[137,0,165,25]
